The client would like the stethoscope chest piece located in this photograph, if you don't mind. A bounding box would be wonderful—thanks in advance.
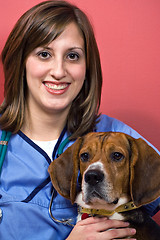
[0,208,2,222]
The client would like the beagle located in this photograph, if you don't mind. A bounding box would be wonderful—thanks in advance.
[48,132,160,240]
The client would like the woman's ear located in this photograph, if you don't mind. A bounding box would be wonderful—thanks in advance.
[128,136,160,207]
[48,137,83,204]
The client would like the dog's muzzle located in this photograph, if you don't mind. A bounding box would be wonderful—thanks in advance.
[83,169,119,205]
[83,169,108,204]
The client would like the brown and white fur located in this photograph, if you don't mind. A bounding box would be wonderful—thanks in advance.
[48,132,160,240]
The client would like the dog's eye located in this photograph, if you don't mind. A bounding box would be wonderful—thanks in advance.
[80,152,90,162]
[111,152,124,161]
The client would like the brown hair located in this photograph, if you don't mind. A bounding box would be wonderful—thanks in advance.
[0,0,102,139]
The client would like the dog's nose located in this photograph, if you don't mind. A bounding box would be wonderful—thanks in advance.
[85,170,104,185]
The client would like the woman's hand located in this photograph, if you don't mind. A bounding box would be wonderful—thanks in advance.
[66,217,136,240]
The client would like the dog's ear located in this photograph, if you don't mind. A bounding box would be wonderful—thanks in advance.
[48,137,82,204]
[128,136,160,207]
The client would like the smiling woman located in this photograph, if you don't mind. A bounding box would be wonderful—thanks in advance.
[23,22,86,139]
[0,0,102,140]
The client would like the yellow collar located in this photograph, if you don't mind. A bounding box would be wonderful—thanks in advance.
[80,201,137,217]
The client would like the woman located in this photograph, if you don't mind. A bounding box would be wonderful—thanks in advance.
[0,1,159,239]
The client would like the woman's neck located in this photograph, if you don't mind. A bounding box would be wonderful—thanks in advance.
[21,109,68,141]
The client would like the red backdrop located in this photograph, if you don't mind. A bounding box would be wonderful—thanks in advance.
[0,0,160,223]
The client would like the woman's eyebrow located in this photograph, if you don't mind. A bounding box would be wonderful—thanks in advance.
[36,46,85,54]
[68,47,85,52]
[41,46,52,50]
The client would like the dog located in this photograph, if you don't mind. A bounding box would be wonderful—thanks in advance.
[48,132,160,240]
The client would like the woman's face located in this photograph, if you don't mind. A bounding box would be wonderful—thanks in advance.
[25,22,86,117]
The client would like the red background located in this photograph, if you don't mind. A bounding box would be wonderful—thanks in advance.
[0,0,160,223]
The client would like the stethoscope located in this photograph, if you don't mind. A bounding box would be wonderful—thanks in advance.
[48,136,76,227]
[49,187,75,227]
[0,131,12,173]
[0,131,75,227]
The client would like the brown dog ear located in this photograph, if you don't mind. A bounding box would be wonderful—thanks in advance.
[48,137,83,204]
[128,136,160,207]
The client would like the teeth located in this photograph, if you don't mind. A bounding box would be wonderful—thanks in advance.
[45,83,68,90]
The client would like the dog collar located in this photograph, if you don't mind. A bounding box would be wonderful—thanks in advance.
[80,201,137,217]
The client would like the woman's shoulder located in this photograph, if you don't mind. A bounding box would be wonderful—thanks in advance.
[96,114,160,154]
[96,114,138,136]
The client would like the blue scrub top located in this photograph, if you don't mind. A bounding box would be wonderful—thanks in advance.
[0,114,159,239]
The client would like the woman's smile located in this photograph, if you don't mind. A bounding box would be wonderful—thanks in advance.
[43,81,70,94]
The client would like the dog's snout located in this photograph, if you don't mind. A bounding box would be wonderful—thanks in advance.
[85,170,104,185]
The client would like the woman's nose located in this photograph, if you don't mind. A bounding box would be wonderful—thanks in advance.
[50,58,66,80]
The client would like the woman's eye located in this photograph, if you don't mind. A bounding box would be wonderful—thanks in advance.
[67,52,79,61]
[37,51,51,59]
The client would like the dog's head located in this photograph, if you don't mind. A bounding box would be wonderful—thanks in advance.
[48,132,160,209]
